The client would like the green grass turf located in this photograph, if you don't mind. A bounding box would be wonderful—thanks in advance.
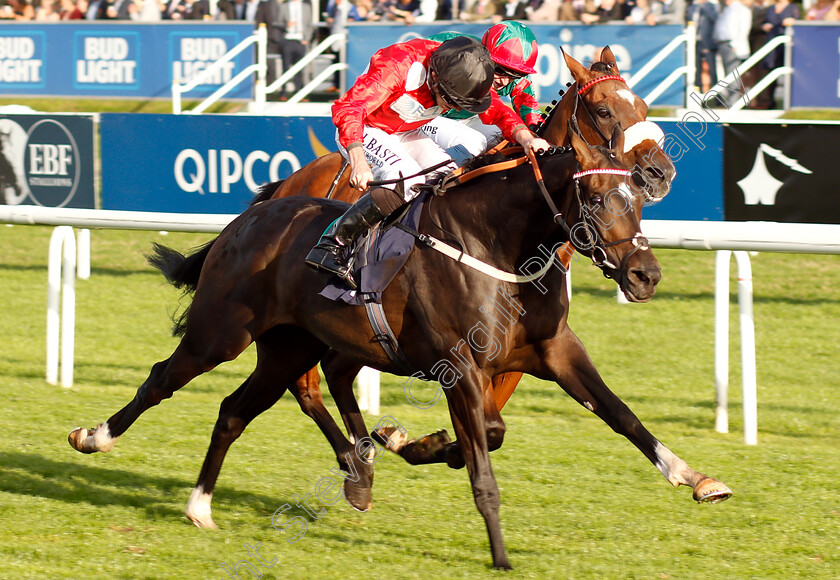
[0,225,838,579]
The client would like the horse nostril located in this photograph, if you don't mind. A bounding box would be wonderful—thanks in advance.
[630,268,661,287]
[631,269,650,285]
[645,166,665,181]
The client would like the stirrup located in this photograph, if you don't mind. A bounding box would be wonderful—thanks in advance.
[305,236,360,289]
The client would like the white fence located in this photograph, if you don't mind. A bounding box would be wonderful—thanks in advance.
[3,204,840,444]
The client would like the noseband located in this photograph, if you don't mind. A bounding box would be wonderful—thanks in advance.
[571,168,649,278]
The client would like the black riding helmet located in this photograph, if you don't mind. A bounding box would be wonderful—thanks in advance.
[430,36,494,114]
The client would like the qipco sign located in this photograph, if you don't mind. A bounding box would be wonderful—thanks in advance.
[99,114,338,214]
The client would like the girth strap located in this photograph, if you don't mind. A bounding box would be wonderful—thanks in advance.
[393,222,558,284]
[362,293,412,371]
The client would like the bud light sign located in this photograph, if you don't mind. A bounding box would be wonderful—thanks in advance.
[0,23,254,99]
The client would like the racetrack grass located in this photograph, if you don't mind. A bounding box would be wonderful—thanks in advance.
[1,225,838,579]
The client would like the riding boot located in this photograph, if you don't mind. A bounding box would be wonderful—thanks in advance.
[305,188,393,289]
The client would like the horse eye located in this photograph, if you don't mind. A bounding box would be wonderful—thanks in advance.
[597,108,610,118]
[591,196,603,205]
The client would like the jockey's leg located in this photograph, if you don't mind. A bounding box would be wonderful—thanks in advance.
[305,127,421,288]
[420,116,490,164]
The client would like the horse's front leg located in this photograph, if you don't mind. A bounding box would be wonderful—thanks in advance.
[445,372,511,570]
[542,329,732,503]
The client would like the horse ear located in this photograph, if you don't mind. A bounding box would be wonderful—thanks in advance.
[600,46,620,75]
[569,122,597,166]
[611,124,625,158]
[561,47,589,83]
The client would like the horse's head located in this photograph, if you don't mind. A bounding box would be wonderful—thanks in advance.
[543,46,676,204]
[567,124,661,302]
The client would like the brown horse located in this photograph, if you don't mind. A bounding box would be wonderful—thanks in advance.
[69,128,729,570]
[70,46,679,517]
[270,47,676,418]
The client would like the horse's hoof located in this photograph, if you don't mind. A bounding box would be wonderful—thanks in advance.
[371,426,412,453]
[186,512,219,530]
[343,479,372,512]
[68,423,118,453]
[68,426,98,453]
[693,477,733,504]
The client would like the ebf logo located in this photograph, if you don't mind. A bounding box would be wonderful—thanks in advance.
[24,119,81,207]
[0,117,83,208]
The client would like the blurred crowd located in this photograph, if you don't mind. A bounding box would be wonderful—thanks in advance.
[0,0,833,107]
[0,0,832,27]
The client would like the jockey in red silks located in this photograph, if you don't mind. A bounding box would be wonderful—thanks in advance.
[423,21,543,164]
[305,35,550,289]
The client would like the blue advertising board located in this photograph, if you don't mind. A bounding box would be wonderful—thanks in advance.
[790,23,840,109]
[0,23,254,99]
[643,119,724,221]
[344,22,686,106]
[0,113,96,209]
[99,113,722,219]
[99,113,338,213]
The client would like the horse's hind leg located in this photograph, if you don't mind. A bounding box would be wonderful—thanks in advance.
[547,330,732,503]
[69,321,253,454]
[187,326,330,528]
[290,355,373,512]
[374,375,506,470]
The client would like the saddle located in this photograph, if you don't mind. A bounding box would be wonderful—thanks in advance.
[319,193,426,307]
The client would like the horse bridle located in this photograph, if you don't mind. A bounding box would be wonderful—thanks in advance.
[527,148,649,280]
[569,72,627,149]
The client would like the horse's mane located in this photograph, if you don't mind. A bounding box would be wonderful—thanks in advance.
[533,59,614,138]
[250,180,285,206]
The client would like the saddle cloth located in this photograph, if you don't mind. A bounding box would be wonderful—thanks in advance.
[319,193,427,306]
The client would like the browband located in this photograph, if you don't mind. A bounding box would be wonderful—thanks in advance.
[576,75,626,95]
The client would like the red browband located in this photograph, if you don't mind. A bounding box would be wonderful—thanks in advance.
[576,75,626,95]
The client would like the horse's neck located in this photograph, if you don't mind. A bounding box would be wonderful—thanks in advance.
[427,155,576,271]
[541,88,576,146]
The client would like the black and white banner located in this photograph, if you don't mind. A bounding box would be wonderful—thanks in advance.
[724,124,840,224]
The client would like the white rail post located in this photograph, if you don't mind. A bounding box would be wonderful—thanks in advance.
[734,251,757,445]
[714,250,758,444]
[46,226,76,387]
[77,228,90,280]
[356,367,380,416]
[714,250,731,433]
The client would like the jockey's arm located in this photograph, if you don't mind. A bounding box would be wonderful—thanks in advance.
[347,144,373,191]
[514,128,550,155]
[480,92,550,154]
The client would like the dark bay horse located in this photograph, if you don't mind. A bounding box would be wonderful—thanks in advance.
[263,47,677,421]
[70,46,682,517]
[69,129,729,569]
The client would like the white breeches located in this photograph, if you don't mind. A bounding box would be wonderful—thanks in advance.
[336,126,456,200]
[421,115,505,163]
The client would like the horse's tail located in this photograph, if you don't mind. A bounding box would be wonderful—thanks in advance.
[147,241,216,337]
[147,240,213,292]
[147,179,286,336]
[147,180,286,289]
